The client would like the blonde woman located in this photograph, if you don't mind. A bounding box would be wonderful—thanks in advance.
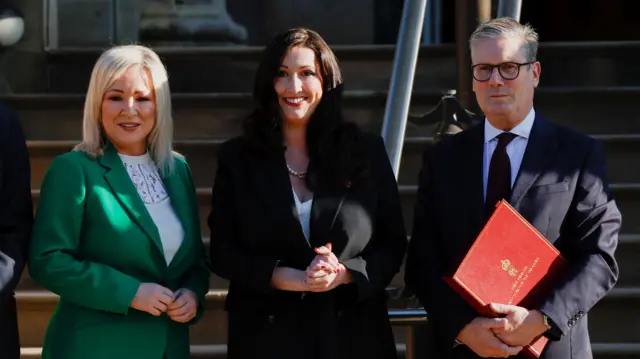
[28,45,209,359]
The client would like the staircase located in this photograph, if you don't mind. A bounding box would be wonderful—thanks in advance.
[10,41,640,358]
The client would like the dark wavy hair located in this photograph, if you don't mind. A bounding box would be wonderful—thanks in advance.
[243,28,368,189]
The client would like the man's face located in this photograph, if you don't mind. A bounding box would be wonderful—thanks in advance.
[471,36,540,128]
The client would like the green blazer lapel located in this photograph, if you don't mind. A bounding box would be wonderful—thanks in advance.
[98,145,164,255]
[162,163,195,270]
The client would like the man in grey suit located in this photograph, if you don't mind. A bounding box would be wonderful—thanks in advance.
[405,18,621,359]
[0,103,33,359]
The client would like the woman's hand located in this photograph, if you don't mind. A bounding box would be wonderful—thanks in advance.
[308,242,340,273]
[304,243,351,292]
[305,264,346,292]
[167,288,199,323]
[130,283,175,316]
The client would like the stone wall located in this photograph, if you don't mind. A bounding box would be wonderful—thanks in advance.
[1,0,46,93]
[0,0,382,93]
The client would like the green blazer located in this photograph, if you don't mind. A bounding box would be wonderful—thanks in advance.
[29,145,210,359]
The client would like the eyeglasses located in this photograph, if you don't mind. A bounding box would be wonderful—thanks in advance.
[471,62,535,82]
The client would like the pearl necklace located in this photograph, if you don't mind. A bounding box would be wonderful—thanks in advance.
[286,164,307,179]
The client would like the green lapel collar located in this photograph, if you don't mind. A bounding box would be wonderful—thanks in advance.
[98,145,164,256]
[161,162,195,269]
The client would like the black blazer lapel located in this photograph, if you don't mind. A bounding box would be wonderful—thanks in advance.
[509,115,559,208]
[247,151,312,252]
[308,178,350,249]
[461,124,487,237]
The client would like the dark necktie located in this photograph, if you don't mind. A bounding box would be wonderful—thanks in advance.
[485,132,517,216]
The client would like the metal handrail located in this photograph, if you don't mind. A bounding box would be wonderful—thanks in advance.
[497,0,523,21]
[380,0,428,178]
[388,309,428,324]
[388,308,428,359]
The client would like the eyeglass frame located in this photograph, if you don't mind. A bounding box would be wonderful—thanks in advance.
[470,61,536,82]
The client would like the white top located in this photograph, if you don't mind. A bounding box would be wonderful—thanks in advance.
[118,152,184,265]
[292,189,313,242]
[483,107,536,202]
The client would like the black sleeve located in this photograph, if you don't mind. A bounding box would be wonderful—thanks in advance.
[0,107,33,301]
[342,136,408,301]
[207,144,280,293]
[405,149,477,354]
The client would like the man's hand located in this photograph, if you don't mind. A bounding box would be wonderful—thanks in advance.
[490,303,548,347]
[458,317,523,358]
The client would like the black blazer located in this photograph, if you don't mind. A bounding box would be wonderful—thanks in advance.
[405,115,621,359]
[208,133,407,359]
[0,104,33,359]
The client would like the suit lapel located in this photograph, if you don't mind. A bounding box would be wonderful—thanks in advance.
[462,124,487,237]
[308,175,350,249]
[99,145,164,255]
[162,167,194,269]
[247,150,347,256]
[509,116,558,208]
[248,150,311,248]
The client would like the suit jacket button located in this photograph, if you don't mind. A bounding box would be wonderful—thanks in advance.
[268,315,275,324]
[336,310,344,318]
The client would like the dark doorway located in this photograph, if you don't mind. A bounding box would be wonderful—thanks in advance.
[437,1,640,43]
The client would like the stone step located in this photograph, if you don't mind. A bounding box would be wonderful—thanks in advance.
[26,182,640,243]
[19,343,640,359]
[17,232,640,292]
[18,233,639,294]
[21,184,640,291]
[43,42,640,93]
[26,133,640,193]
[16,290,411,348]
[14,288,640,347]
[4,88,640,143]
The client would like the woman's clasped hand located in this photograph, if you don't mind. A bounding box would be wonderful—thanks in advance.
[304,243,351,292]
[130,284,198,322]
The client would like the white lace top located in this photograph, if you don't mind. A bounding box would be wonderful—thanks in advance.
[118,152,184,265]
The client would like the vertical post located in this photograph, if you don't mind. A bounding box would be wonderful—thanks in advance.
[43,0,59,50]
[421,0,432,44]
[433,0,441,43]
[477,0,492,23]
[497,0,522,21]
[455,0,477,110]
[405,326,416,359]
[380,0,428,178]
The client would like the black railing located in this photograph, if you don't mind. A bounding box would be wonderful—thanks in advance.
[389,309,428,359]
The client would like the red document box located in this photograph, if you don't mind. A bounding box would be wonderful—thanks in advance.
[445,200,567,358]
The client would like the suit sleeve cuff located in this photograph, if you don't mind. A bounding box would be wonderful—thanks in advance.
[540,310,563,341]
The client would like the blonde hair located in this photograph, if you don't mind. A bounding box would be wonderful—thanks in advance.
[75,44,175,175]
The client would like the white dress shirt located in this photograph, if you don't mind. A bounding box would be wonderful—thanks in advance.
[482,107,536,202]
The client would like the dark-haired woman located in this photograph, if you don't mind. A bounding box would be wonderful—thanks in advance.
[208,28,407,359]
